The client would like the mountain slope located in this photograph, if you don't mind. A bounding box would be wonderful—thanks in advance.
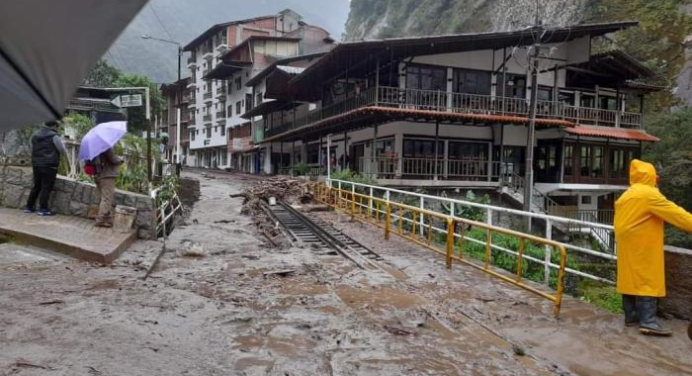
[107,0,350,83]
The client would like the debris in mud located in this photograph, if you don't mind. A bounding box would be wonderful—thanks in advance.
[384,325,412,336]
[178,240,205,258]
[214,219,235,224]
[263,269,296,278]
[38,299,65,305]
[512,344,526,356]
[13,359,56,370]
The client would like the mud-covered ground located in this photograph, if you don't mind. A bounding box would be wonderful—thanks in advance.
[1,170,690,376]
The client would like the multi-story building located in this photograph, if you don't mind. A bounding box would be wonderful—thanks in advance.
[161,78,192,164]
[247,21,662,227]
[182,9,333,169]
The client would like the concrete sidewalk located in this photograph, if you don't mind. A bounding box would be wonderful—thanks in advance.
[0,208,136,263]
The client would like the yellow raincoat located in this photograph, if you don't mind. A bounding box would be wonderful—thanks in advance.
[614,160,692,297]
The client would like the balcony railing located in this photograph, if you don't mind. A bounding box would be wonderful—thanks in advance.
[216,111,226,119]
[187,57,196,66]
[216,86,225,95]
[263,86,644,139]
[189,97,196,105]
[203,114,212,123]
[203,92,213,100]
[359,156,505,182]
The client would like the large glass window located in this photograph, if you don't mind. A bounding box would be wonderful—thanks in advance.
[406,65,446,91]
[580,146,592,177]
[448,142,488,160]
[403,139,444,158]
[453,69,491,95]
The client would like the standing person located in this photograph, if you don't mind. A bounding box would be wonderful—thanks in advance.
[615,159,692,336]
[25,121,67,216]
[94,148,123,228]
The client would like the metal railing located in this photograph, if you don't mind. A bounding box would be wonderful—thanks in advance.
[263,86,643,139]
[203,114,212,122]
[203,92,212,100]
[151,182,183,237]
[312,182,568,316]
[321,179,616,284]
[215,111,226,119]
[359,157,505,181]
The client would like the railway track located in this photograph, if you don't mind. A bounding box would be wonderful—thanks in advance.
[267,201,386,272]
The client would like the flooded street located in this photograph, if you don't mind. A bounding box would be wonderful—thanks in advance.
[1,170,690,376]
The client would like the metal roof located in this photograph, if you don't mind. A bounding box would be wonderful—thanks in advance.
[245,52,326,87]
[277,65,305,75]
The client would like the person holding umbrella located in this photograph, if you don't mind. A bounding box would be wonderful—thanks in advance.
[79,121,126,228]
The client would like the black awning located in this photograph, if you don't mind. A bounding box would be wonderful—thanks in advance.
[242,99,298,119]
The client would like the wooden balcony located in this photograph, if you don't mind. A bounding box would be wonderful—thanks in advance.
[264,86,644,139]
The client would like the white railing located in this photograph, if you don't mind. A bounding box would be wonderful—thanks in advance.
[151,183,183,238]
[328,178,617,285]
[360,157,506,181]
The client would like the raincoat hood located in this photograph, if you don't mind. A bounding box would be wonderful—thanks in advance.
[629,159,657,187]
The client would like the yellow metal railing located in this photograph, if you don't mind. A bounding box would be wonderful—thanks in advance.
[311,183,567,317]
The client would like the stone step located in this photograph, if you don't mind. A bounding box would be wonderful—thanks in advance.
[0,208,136,263]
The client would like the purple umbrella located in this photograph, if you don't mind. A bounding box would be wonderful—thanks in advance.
[78,121,127,161]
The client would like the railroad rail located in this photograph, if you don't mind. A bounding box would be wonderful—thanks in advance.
[267,201,385,272]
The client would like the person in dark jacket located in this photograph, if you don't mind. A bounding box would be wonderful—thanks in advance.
[25,121,67,216]
[94,147,123,228]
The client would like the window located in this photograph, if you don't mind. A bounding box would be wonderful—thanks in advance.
[235,77,242,90]
[191,130,195,141]
[222,152,228,165]
[228,81,233,94]
[593,146,604,178]
[580,144,605,178]
[453,68,491,95]
[221,126,226,137]
[236,101,242,115]
[580,95,595,108]
[406,65,446,91]
[609,147,637,179]
[206,127,211,138]
[245,93,253,111]
[503,74,526,99]
[537,87,553,101]
[256,92,263,106]
[227,105,233,115]
[564,144,574,176]
[581,195,592,205]
[580,146,592,177]
[376,139,394,156]
[448,142,488,160]
[402,139,444,158]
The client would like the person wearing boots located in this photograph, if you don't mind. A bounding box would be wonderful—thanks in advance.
[25,120,67,216]
[95,147,123,228]
[615,159,692,336]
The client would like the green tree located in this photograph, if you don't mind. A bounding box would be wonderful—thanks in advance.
[644,108,692,247]
[61,113,94,140]
[113,74,164,134]
[81,59,121,87]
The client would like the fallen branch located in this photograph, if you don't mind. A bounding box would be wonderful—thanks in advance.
[14,359,56,370]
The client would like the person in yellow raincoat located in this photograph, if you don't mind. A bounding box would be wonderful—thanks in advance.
[615,159,692,336]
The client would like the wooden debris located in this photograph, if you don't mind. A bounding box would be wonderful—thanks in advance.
[263,269,296,277]
[38,300,64,305]
[384,325,412,336]
[14,359,56,370]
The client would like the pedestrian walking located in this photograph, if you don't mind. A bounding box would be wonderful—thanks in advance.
[24,121,66,216]
[94,147,123,227]
[615,159,692,336]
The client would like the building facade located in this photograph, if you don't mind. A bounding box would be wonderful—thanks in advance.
[182,9,333,169]
[161,78,192,164]
[245,22,661,226]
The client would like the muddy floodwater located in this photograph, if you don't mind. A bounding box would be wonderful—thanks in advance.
[1,170,690,376]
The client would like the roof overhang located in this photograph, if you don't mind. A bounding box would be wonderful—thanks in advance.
[203,61,252,80]
[242,99,299,119]
[565,125,659,142]
[261,106,575,143]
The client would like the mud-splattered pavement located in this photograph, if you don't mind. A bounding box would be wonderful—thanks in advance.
[1,170,690,376]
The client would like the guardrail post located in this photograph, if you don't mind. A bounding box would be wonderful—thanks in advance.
[350,185,356,220]
[486,208,493,226]
[544,219,552,286]
[419,197,425,237]
[446,219,455,269]
[385,202,392,240]
[369,186,374,217]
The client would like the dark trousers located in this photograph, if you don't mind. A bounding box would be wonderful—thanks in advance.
[26,166,58,211]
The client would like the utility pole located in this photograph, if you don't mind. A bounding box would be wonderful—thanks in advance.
[523,1,542,231]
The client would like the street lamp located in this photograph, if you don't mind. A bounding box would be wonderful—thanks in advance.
[142,34,184,175]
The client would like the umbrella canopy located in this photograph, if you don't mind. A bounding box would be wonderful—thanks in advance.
[79,121,127,161]
[0,0,148,133]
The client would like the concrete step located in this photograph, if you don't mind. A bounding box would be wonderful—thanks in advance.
[0,208,136,263]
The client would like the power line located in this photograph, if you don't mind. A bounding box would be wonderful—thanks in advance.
[149,2,174,41]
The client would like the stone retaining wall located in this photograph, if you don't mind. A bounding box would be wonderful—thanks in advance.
[0,166,155,239]
[661,246,692,320]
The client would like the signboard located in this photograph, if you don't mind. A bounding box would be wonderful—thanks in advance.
[111,94,143,108]
[231,137,251,152]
